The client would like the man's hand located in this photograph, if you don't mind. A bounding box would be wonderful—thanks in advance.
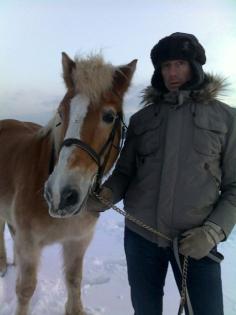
[179,222,225,260]
[86,186,113,212]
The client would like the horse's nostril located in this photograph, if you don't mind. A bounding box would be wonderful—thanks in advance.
[59,187,79,209]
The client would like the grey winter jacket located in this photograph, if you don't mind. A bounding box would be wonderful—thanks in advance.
[104,75,236,246]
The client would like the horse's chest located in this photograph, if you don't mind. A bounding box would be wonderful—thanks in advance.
[40,214,97,245]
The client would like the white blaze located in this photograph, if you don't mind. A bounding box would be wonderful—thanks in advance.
[65,94,90,140]
[47,94,90,209]
[58,94,90,169]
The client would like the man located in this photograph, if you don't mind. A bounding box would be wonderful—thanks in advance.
[89,32,236,315]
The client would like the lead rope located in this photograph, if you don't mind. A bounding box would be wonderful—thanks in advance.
[173,238,193,315]
[178,258,188,315]
[93,191,192,315]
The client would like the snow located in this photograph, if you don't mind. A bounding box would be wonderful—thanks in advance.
[0,202,235,315]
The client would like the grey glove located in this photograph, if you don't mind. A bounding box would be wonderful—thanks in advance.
[179,221,225,260]
[86,186,113,212]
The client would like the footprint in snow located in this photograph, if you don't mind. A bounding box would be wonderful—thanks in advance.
[83,275,110,286]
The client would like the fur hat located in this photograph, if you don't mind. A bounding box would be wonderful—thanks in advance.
[150,32,206,91]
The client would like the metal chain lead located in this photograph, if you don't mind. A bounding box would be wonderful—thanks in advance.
[93,192,189,314]
[93,192,172,242]
[178,256,189,314]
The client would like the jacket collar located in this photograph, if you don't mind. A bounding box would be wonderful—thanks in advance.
[142,74,227,107]
[163,90,191,107]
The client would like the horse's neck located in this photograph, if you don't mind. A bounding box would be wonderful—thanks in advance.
[18,129,56,185]
[36,131,56,177]
[0,122,54,200]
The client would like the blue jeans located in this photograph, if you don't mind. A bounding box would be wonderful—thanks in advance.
[124,227,224,315]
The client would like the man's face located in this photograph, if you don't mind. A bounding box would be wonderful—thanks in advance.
[161,60,192,91]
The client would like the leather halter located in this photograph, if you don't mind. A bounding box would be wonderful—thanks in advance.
[60,113,124,193]
[48,90,126,192]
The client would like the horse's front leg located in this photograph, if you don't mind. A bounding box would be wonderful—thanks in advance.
[63,236,93,315]
[0,218,7,276]
[15,239,41,315]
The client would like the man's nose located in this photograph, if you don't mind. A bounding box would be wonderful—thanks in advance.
[169,65,178,77]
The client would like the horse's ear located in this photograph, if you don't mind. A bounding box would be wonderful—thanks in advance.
[62,52,76,90]
[113,59,137,97]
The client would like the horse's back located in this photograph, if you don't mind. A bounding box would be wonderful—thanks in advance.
[0,119,41,136]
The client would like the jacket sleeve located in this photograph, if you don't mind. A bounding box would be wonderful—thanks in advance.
[208,111,236,238]
[103,117,137,203]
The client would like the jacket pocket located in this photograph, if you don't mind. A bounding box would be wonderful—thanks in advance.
[193,115,227,157]
[134,116,163,156]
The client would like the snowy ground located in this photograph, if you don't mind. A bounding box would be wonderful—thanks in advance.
[0,202,235,315]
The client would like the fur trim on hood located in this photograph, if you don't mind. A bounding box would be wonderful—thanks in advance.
[142,74,228,106]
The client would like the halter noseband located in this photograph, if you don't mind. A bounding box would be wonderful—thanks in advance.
[62,138,101,166]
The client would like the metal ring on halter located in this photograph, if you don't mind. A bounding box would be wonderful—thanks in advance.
[89,173,100,194]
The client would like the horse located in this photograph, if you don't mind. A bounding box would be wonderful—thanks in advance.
[0,52,137,315]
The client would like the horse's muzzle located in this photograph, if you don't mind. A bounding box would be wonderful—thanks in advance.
[44,183,83,218]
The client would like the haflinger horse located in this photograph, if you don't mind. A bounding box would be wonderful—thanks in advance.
[0,52,137,315]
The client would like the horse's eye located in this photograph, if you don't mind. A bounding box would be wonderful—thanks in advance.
[102,111,116,124]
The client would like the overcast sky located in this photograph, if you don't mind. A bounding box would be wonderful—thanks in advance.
[1,0,236,121]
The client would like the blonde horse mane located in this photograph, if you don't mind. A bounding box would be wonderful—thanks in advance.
[73,54,115,103]
[37,54,116,145]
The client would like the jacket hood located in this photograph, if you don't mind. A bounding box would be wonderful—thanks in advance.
[142,74,228,106]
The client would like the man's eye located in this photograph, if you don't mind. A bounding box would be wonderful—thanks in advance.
[102,111,116,124]
[162,62,170,68]
[177,60,186,66]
